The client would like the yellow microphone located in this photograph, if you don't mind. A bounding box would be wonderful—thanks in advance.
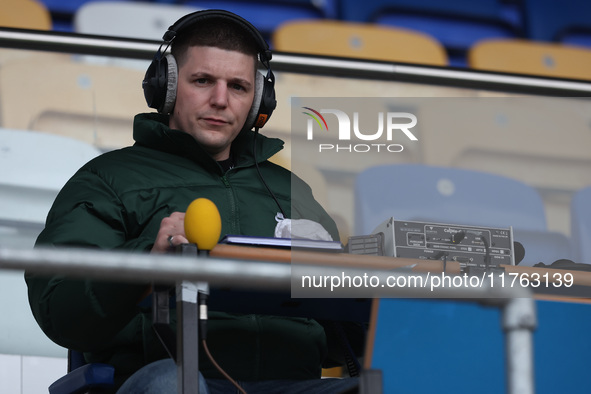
[184,198,222,251]
[153,199,221,362]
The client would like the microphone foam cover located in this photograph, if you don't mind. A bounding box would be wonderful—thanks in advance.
[184,198,222,251]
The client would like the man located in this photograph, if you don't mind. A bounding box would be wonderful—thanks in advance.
[26,10,359,394]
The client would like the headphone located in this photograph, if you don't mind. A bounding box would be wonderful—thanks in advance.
[142,9,276,129]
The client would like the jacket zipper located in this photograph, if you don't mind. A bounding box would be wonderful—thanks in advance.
[220,174,239,234]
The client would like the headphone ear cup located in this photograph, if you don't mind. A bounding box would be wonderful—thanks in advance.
[143,56,164,111]
[143,54,178,114]
[245,70,276,130]
[257,70,277,128]
[245,71,265,130]
[160,54,178,115]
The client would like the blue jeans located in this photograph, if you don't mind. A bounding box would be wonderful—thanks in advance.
[116,359,210,394]
[117,358,359,394]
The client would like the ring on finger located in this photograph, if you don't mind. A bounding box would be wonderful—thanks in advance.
[167,235,175,248]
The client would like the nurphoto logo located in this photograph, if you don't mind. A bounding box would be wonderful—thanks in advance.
[302,107,418,153]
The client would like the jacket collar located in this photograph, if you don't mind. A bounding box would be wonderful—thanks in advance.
[132,113,284,171]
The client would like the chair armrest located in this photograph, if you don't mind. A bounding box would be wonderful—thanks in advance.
[49,363,115,394]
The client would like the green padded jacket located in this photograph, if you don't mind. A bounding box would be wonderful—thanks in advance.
[25,113,339,390]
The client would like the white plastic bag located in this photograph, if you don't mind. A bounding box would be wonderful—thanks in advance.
[274,213,333,241]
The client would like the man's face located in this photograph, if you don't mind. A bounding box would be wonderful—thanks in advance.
[169,45,256,161]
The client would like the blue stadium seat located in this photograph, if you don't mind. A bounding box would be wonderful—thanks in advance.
[338,0,523,66]
[571,186,591,264]
[181,0,337,43]
[49,350,114,394]
[38,0,105,15]
[523,0,591,48]
[353,164,573,266]
[38,0,126,31]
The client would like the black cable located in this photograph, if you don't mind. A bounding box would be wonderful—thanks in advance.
[152,286,177,361]
[332,322,361,377]
[252,127,287,218]
[152,324,177,361]
[481,234,491,272]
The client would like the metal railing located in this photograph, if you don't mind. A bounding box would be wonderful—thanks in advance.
[0,246,535,394]
[1,27,591,96]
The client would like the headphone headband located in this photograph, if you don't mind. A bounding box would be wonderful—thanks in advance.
[163,9,272,65]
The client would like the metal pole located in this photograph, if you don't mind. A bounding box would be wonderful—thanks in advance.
[503,297,537,394]
[1,246,534,298]
[1,28,591,95]
[0,246,292,290]
[0,246,537,393]
[177,281,200,394]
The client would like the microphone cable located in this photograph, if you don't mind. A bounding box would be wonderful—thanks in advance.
[194,130,288,393]
[198,293,248,394]
[252,127,287,218]
[152,244,247,393]
[202,340,247,394]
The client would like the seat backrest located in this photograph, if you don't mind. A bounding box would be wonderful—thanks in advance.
[352,164,574,265]
[183,0,334,41]
[0,56,146,150]
[354,164,548,236]
[468,39,591,81]
[523,0,591,45]
[353,164,576,265]
[74,1,200,40]
[37,0,102,15]
[339,0,515,25]
[338,0,521,66]
[67,349,86,372]
[571,186,591,264]
[0,0,52,30]
[273,20,448,66]
[0,128,101,248]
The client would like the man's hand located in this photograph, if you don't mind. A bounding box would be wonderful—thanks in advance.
[151,212,189,253]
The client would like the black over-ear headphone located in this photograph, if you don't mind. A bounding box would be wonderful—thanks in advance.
[142,9,276,129]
